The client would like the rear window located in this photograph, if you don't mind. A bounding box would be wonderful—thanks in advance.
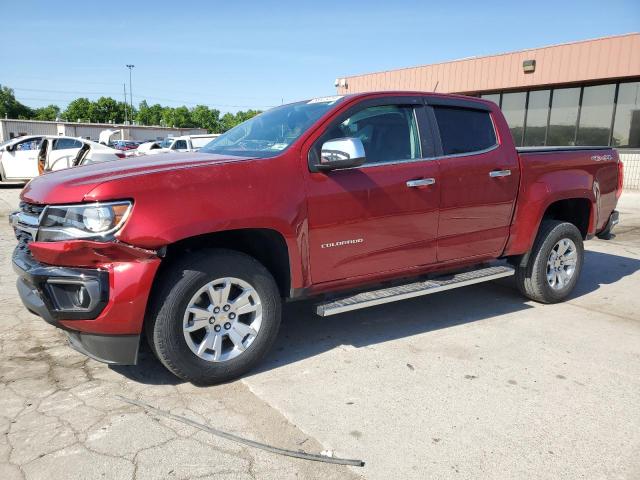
[433,106,497,155]
[191,137,214,148]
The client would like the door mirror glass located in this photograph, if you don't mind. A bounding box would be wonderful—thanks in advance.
[318,137,366,171]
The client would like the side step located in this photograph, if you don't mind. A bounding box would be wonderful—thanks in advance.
[316,265,515,317]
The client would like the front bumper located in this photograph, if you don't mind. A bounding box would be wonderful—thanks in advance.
[13,248,109,322]
[12,247,159,365]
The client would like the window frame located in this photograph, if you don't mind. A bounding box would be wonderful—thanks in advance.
[308,96,436,172]
[425,97,499,158]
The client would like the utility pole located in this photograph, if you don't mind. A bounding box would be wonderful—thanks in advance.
[126,64,135,124]
[123,83,128,124]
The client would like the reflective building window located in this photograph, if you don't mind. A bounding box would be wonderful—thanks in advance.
[547,88,581,146]
[523,90,550,146]
[480,93,501,107]
[501,92,527,146]
[577,84,616,146]
[612,82,640,148]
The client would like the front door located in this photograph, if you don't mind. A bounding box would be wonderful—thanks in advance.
[2,137,42,179]
[304,98,440,284]
[430,101,520,261]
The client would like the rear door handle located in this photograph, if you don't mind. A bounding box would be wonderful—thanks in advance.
[489,169,511,178]
[406,178,436,188]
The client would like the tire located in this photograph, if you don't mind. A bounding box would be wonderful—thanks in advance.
[515,220,584,304]
[146,249,281,384]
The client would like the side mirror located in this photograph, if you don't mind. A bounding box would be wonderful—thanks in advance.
[318,137,366,171]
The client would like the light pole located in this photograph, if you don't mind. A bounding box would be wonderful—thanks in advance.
[126,64,135,124]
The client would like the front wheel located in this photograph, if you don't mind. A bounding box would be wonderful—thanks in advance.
[146,249,281,384]
[515,220,584,303]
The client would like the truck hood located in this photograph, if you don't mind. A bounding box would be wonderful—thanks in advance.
[21,153,253,205]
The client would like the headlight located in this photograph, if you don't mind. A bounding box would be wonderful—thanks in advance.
[38,201,132,241]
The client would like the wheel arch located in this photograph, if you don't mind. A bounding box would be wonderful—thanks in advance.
[158,228,292,298]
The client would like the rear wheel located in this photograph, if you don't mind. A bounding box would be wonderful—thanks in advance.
[515,220,584,303]
[146,249,281,384]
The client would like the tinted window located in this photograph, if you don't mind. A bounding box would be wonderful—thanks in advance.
[172,140,188,149]
[53,138,83,150]
[577,84,616,146]
[612,81,640,148]
[433,106,496,155]
[501,92,526,146]
[322,105,421,164]
[523,90,550,146]
[547,88,580,146]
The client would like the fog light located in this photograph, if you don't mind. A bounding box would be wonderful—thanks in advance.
[46,279,100,312]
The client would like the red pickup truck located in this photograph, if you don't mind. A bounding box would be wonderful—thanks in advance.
[11,92,622,384]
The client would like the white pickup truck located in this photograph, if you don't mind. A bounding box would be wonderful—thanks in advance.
[137,134,219,155]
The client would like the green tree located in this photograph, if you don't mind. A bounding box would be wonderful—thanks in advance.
[173,106,193,127]
[33,104,60,121]
[191,105,221,132]
[219,109,261,132]
[63,97,93,122]
[0,85,33,119]
[89,97,127,123]
[136,101,164,126]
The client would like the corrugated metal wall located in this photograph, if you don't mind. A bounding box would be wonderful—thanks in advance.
[337,33,640,95]
[0,120,206,143]
[1,120,58,140]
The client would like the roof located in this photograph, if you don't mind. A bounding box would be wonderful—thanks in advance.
[337,33,640,95]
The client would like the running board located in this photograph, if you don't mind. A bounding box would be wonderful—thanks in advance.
[316,265,515,317]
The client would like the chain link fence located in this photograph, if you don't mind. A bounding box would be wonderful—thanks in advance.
[620,150,640,190]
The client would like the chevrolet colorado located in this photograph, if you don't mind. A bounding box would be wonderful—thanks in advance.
[11,92,622,384]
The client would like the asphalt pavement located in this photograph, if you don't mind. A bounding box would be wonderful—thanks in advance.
[1,186,638,479]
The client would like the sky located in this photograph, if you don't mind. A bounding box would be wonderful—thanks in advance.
[1,0,639,113]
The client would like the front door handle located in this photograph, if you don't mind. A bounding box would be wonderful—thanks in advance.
[489,169,511,178]
[406,178,436,188]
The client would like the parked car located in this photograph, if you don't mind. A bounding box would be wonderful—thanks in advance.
[112,140,141,151]
[135,140,164,155]
[139,134,220,155]
[0,135,128,183]
[10,92,622,385]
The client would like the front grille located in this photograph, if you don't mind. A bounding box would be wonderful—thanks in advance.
[13,202,45,256]
[15,228,34,254]
[19,201,45,216]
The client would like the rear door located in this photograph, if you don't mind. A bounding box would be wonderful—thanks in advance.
[304,96,440,284]
[48,138,83,170]
[429,98,520,261]
[2,137,42,179]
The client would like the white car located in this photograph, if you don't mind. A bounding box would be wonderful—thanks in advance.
[0,135,128,183]
[137,134,219,155]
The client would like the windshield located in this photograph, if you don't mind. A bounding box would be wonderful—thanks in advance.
[200,96,344,158]
[160,138,174,148]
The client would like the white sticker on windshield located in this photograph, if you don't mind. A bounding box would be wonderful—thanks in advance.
[307,95,343,105]
[270,143,288,150]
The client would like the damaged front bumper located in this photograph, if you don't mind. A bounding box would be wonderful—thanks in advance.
[12,242,161,365]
